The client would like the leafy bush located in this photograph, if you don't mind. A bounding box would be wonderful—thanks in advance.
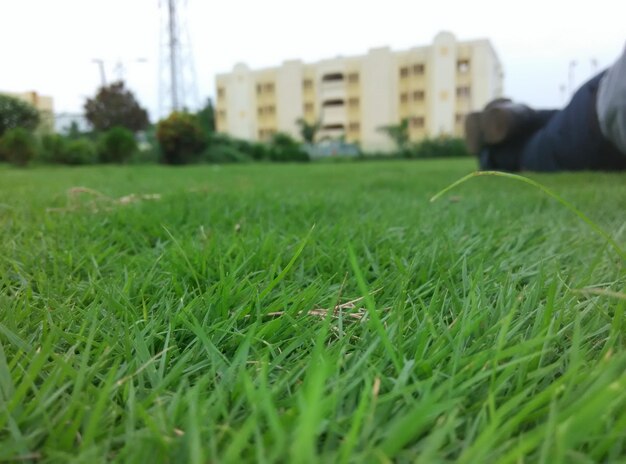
[267,132,309,162]
[156,112,207,165]
[39,134,68,164]
[0,95,40,137]
[98,127,137,163]
[247,142,270,161]
[208,133,270,161]
[64,139,98,165]
[0,128,37,166]
[409,137,470,158]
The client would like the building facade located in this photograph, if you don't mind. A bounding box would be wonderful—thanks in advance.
[1,90,55,133]
[215,32,503,151]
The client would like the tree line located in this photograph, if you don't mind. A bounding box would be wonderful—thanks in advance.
[0,82,468,167]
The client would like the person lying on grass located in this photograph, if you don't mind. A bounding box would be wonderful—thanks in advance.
[465,43,626,172]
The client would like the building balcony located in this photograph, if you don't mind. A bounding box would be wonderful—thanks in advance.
[320,81,347,101]
[321,106,347,126]
[318,124,346,141]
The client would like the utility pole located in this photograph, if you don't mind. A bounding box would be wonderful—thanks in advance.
[559,84,567,106]
[92,59,107,87]
[114,58,148,81]
[568,60,577,98]
[167,0,179,111]
[159,0,198,117]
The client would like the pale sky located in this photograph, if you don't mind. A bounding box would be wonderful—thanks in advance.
[1,0,624,122]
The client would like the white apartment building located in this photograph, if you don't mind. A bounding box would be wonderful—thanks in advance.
[215,31,503,151]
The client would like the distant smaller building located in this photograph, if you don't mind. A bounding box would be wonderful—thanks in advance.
[1,90,55,133]
[54,113,91,135]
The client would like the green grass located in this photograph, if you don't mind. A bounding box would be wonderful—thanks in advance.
[1,158,625,463]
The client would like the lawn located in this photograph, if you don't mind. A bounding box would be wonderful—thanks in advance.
[1,158,625,463]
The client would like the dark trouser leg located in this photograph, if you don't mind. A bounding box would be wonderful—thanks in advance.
[478,109,559,171]
[520,72,626,172]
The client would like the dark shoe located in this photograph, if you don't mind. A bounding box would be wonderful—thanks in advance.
[464,98,513,155]
[480,102,537,144]
[464,112,483,155]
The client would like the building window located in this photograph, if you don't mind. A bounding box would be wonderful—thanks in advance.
[322,123,345,131]
[412,63,425,75]
[413,90,425,101]
[411,116,425,129]
[256,84,263,94]
[303,79,313,90]
[348,73,359,84]
[304,102,314,113]
[457,59,470,74]
[455,113,465,124]
[217,87,225,98]
[348,97,359,108]
[322,73,344,82]
[217,110,226,118]
[322,99,345,107]
[349,122,360,132]
[263,83,275,93]
[456,86,471,98]
[399,67,409,79]
[400,92,409,104]
[258,105,275,116]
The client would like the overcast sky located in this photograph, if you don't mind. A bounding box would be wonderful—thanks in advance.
[1,0,624,121]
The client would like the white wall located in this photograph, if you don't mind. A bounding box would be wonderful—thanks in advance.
[360,47,397,151]
[276,60,304,138]
[429,31,457,136]
[225,63,256,140]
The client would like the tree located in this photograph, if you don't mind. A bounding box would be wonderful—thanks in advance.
[156,112,207,164]
[84,81,149,133]
[196,98,216,136]
[378,118,410,151]
[0,94,40,137]
[296,118,321,144]
[0,128,37,167]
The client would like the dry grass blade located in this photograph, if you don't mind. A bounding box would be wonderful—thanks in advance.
[47,187,161,213]
[573,287,626,300]
[260,289,385,321]
[0,453,42,462]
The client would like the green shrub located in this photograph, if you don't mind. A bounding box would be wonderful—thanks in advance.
[156,112,207,165]
[98,127,137,163]
[39,134,68,164]
[267,132,309,162]
[248,142,270,161]
[0,94,40,137]
[208,134,269,161]
[0,128,37,166]
[64,138,98,165]
[410,136,470,158]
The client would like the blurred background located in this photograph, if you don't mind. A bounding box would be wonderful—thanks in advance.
[0,0,623,165]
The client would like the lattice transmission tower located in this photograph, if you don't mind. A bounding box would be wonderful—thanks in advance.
[158,0,199,117]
